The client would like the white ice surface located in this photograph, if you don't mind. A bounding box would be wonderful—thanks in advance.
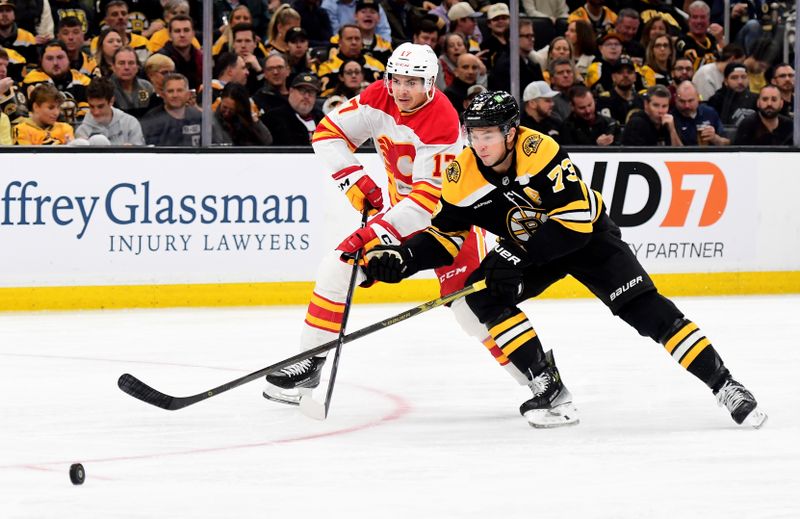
[1,295,798,519]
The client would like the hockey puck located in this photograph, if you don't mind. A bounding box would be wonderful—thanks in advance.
[69,463,85,485]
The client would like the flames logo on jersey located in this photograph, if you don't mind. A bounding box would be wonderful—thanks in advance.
[446,161,461,183]
[507,206,547,242]
[522,134,543,156]
[377,135,415,184]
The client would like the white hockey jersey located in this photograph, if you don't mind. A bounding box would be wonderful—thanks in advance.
[312,81,463,238]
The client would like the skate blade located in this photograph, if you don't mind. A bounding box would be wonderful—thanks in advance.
[262,383,301,406]
[524,403,580,429]
[743,406,768,429]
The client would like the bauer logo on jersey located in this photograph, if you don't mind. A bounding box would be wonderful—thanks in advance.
[522,134,543,156]
[507,206,547,242]
[446,161,461,183]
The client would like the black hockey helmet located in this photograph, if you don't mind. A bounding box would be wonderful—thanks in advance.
[463,91,520,134]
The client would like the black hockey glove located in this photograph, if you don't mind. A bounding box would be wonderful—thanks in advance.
[365,245,417,283]
[482,241,531,302]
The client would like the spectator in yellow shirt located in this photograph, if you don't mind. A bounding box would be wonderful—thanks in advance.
[13,83,75,145]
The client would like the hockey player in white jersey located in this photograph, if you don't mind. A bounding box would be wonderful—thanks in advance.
[262,43,541,411]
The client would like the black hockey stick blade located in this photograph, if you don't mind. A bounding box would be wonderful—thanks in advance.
[117,279,486,411]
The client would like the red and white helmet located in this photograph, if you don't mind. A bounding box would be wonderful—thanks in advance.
[385,42,439,101]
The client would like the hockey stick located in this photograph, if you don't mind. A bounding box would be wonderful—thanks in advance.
[299,210,369,420]
[117,279,486,411]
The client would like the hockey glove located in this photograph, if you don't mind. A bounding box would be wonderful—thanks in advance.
[338,216,402,264]
[482,241,531,302]
[365,245,417,283]
[341,174,384,216]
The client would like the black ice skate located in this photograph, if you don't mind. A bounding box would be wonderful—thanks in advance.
[715,377,767,428]
[519,351,579,428]
[263,356,326,406]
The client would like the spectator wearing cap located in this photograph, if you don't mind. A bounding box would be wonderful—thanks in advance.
[596,55,643,125]
[89,0,151,64]
[290,0,333,49]
[548,57,576,121]
[332,0,392,66]
[321,0,392,41]
[316,24,385,97]
[481,4,509,68]
[692,43,744,102]
[110,46,157,119]
[0,0,38,71]
[444,52,481,116]
[612,8,644,64]
[521,80,570,144]
[522,0,568,52]
[766,63,794,118]
[621,84,682,146]
[489,18,543,94]
[671,80,728,146]
[564,83,619,145]
[567,0,617,37]
[253,52,291,115]
[675,1,720,72]
[733,85,792,146]
[229,23,267,95]
[22,40,90,126]
[448,2,482,52]
[585,32,623,94]
[285,26,313,82]
[706,62,756,129]
[264,72,324,145]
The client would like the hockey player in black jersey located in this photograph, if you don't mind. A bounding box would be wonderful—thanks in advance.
[365,91,767,429]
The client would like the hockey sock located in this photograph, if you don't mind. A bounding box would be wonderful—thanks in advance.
[661,318,729,391]
[300,290,346,357]
[487,309,546,375]
[481,336,530,385]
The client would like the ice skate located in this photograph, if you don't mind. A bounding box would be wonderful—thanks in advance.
[520,352,579,428]
[715,377,767,428]
[263,356,326,406]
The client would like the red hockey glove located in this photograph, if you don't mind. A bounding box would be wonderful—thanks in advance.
[337,216,402,256]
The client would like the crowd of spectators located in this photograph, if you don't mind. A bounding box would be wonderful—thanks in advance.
[0,0,794,146]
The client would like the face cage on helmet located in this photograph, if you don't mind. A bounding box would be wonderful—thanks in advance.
[384,72,437,103]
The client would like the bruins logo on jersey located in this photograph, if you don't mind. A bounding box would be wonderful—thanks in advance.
[446,161,461,183]
[522,134,543,156]
[508,206,547,242]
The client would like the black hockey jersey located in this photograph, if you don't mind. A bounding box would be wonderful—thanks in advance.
[412,127,604,268]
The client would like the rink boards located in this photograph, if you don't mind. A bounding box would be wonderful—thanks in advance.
[1,149,799,310]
